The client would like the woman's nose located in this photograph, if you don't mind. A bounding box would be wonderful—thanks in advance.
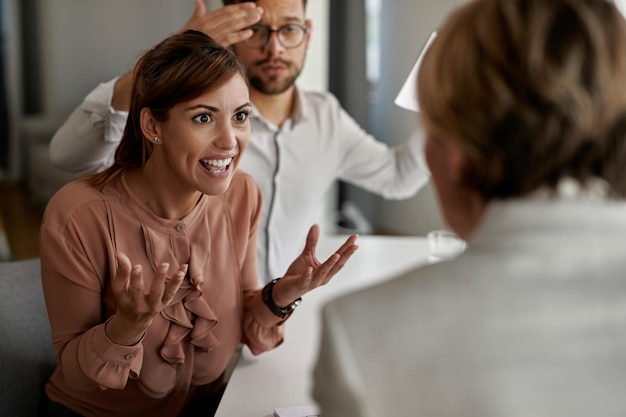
[215,124,237,150]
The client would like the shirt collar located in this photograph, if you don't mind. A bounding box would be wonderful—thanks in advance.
[249,86,308,128]
[469,177,618,245]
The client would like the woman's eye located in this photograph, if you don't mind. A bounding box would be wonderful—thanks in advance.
[234,111,250,123]
[193,113,212,124]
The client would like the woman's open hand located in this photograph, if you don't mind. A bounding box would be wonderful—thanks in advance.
[106,252,187,345]
[271,225,359,307]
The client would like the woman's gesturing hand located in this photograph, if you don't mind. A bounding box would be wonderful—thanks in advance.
[271,224,359,307]
[106,252,187,346]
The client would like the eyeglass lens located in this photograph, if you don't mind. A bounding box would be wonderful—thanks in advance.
[246,24,306,48]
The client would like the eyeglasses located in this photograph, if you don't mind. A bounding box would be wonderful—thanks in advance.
[243,24,308,49]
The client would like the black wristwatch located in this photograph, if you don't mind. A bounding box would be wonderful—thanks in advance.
[262,278,302,318]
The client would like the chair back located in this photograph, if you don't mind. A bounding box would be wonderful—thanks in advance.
[0,258,56,417]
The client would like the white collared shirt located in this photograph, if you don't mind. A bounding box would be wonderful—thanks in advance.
[49,78,431,283]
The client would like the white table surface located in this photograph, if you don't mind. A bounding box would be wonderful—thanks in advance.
[215,234,431,417]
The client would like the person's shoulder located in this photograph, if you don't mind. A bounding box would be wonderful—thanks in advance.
[47,180,104,207]
[222,170,262,205]
[298,89,343,109]
[322,260,456,323]
[300,89,340,103]
[229,170,260,192]
[43,179,113,227]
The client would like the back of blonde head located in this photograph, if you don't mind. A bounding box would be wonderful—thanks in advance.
[418,0,626,199]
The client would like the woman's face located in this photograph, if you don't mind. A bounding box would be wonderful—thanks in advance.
[149,74,252,197]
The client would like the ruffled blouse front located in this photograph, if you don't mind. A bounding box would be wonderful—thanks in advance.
[40,172,287,417]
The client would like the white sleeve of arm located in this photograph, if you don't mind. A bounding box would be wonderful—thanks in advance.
[342,125,431,200]
[398,127,431,194]
[49,77,129,174]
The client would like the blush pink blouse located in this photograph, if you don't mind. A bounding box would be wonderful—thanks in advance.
[39,171,287,417]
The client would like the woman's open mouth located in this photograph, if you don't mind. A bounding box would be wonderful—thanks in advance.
[200,157,233,174]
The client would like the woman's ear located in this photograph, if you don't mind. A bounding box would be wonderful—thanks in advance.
[140,108,160,142]
[446,140,467,184]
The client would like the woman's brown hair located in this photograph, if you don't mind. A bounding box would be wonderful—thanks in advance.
[87,30,247,190]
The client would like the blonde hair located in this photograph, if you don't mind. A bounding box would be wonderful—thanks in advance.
[418,0,626,198]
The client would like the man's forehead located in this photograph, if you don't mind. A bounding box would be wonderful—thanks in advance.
[221,0,306,26]
[223,0,306,7]
[255,0,305,22]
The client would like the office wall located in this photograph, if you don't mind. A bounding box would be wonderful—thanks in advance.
[2,0,21,180]
[34,0,327,120]
[32,0,327,120]
[374,0,464,235]
[350,0,465,236]
[37,1,190,119]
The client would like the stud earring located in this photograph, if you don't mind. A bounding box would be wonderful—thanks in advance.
[154,137,160,143]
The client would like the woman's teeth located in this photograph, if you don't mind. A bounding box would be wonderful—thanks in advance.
[201,157,232,172]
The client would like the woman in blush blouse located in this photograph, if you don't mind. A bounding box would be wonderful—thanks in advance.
[39,30,357,417]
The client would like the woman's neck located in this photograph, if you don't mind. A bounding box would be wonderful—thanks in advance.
[125,165,201,220]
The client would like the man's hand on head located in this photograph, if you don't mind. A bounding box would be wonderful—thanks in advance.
[179,0,263,47]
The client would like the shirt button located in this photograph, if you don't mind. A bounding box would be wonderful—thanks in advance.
[175,224,184,232]
[124,353,134,360]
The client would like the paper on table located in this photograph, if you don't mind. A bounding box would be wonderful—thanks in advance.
[273,405,320,417]
[394,31,438,113]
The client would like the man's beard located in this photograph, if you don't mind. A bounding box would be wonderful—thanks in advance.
[248,59,302,95]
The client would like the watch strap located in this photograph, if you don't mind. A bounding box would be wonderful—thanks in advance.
[262,278,302,318]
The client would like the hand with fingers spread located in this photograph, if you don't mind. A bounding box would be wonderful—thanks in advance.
[178,0,263,47]
[269,224,359,308]
[105,252,188,346]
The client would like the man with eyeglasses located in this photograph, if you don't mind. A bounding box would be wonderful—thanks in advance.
[49,0,430,285]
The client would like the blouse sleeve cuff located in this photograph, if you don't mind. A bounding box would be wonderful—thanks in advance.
[78,321,145,389]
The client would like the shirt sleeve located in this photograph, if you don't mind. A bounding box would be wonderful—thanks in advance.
[49,77,128,175]
[40,206,144,391]
[332,95,431,199]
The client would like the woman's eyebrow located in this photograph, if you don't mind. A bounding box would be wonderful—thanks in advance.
[235,102,252,111]
[185,102,251,112]
[185,104,219,112]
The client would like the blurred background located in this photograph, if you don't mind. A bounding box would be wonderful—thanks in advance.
[0,0,478,260]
